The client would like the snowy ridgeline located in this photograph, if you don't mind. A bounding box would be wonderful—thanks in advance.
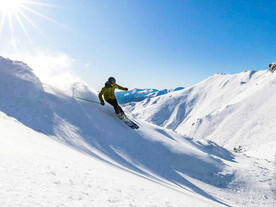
[126,69,276,162]
[0,56,275,206]
[115,87,184,104]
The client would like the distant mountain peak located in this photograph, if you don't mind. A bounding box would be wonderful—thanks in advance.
[116,87,185,104]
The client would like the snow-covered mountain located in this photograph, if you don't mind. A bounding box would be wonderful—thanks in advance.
[116,87,184,104]
[0,56,275,206]
[126,70,276,162]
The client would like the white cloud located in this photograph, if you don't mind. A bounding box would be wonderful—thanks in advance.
[1,48,81,92]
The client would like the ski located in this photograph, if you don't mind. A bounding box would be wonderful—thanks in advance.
[120,116,139,129]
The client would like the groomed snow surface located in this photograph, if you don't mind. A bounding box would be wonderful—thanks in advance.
[0,56,275,206]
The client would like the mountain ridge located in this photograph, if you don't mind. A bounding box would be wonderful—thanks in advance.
[0,56,274,206]
[116,87,185,104]
[126,69,276,161]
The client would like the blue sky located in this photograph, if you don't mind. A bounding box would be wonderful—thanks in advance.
[1,0,276,90]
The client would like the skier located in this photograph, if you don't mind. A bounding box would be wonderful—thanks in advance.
[98,77,128,119]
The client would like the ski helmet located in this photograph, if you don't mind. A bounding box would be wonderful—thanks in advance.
[108,77,116,84]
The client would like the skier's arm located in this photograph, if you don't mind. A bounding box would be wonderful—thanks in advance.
[98,87,106,103]
[116,84,128,91]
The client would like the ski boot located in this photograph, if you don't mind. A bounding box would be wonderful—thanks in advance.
[117,112,124,120]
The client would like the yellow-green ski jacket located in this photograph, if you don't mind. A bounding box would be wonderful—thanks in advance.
[98,83,127,102]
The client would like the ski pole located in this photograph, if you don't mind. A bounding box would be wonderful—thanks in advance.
[74,97,101,104]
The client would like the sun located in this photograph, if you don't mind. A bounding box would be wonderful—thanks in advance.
[0,0,24,13]
[0,0,62,46]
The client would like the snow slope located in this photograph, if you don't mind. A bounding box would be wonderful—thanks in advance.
[1,111,220,207]
[127,70,276,161]
[116,87,184,104]
[0,57,275,206]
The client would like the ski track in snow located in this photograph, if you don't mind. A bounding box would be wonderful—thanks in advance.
[0,57,275,206]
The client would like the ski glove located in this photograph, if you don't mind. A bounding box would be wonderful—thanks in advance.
[101,101,104,106]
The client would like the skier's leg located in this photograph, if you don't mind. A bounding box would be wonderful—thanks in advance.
[106,99,120,114]
[118,105,125,115]
[112,99,125,115]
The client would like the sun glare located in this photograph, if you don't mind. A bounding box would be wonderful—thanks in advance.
[0,0,61,46]
[0,0,24,13]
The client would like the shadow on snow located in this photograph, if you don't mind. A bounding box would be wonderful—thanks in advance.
[0,73,234,206]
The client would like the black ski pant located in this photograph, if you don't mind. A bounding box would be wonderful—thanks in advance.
[106,99,124,115]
